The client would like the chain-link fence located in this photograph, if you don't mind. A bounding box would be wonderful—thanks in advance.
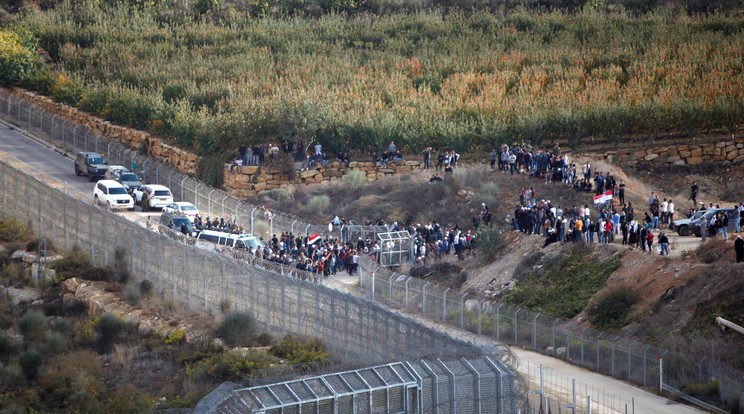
[0,159,524,411]
[358,257,744,414]
[0,88,331,241]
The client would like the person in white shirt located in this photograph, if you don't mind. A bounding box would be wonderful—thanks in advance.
[668,200,675,223]
[661,199,669,224]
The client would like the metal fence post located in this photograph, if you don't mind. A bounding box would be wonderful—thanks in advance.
[422,282,430,315]
[156,165,162,184]
[72,125,78,152]
[84,130,90,151]
[533,313,541,351]
[478,299,485,335]
[208,189,215,216]
[628,342,633,381]
[221,195,228,218]
[180,177,187,201]
[460,293,466,330]
[250,207,257,234]
[51,115,57,142]
[291,219,297,234]
[496,303,503,341]
[514,309,520,345]
[552,318,559,357]
[581,327,588,367]
[405,278,410,308]
[61,119,68,149]
[643,345,651,387]
[597,332,604,372]
[442,288,450,322]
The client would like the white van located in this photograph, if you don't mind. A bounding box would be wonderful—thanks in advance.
[94,180,134,210]
[195,230,264,253]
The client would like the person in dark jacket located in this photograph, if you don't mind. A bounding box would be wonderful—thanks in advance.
[735,235,744,263]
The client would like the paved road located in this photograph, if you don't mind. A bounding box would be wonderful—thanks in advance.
[0,120,92,196]
[0,121,159,226]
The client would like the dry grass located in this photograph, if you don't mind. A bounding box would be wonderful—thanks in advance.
[110,344,139,370]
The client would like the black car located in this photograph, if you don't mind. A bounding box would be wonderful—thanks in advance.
[160,213,195,236]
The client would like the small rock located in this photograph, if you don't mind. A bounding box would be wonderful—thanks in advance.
[464,299,480,312]
[21,252,37,264]
[556,347,567,357]
[10,250,25,260]
[61,278,80,293]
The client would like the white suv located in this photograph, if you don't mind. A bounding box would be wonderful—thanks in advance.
[94,180,134,210]
[133,184,174,211]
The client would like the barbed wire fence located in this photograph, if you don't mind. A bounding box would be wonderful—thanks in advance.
[0,158,526,412]
[358,256,744,414]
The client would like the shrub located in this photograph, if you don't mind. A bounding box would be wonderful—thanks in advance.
[163,329,186,346]
[105,384,153,414]
[219,299,233,315]
[269,335,327,364]
[39,351,104,412]
[217,312,257,347]
[0,363,23,385]
[0,334,21,362]
[476,181,500,211]
[307,195,330,216]
[0,29,41,86]
[18,311,46,342]
[587,287,638,330]
[187,351,274,382]
[96,313,125,352]
[51,247,92,278]
[475,228,505,264]
[19,350,43,380]
[342,170,367,191]
[123,283,141,306]
[0,219,31,242]
[43,332,68,355]
[26,238,54,253]
[139,280,154,298]
[73,316,99,346]
[682,378,720,399]
[1,263,27,283]
[113,247,131,284]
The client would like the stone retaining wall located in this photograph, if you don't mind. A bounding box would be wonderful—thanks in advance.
[223,160,425,198]
[8,88,199,175]
[598,139,744,167]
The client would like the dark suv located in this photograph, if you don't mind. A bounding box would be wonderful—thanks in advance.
[75,152,107,182]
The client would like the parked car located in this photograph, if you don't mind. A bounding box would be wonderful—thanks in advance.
[75,152,107,181]
[673,208,737,236]
[93,180,134,210]
[133,184,174,211]
[162,202,199,220]
[195,230,264,254]
[106,166,142,190]
[159,213,195,236]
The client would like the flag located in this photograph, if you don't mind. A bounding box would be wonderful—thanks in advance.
[308,233,321,245]
[593,190,613,207]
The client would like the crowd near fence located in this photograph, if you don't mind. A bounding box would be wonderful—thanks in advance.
[0,89,335,241]
[0,158,522,413]
[358,257,744,414]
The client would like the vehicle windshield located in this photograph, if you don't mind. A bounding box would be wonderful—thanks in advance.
[88,157,105,164]
[154,190,171,196]
[120,173,139,181]
[172,218,192,228]
[180,205,196,211]
[109,188,128,195]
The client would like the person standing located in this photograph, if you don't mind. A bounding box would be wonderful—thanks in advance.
[735,235,744,263]
[423,147,431,170]
[668,199,675,225]
[646,230,654,254]
[661,198,668,225]
[721,212,729,241]
[490,149,497,170]
[659,232,670,256]
[618,180,626,205]
[689,182,698,205]
[700,215,708,242]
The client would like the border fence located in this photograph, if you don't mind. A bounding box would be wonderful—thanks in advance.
[0,158,522,412]
[358,257,744,414]
[0,88,332,241]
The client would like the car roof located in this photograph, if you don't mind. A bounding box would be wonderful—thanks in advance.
[174,201,195,206]
[80,152,103,157]
[143,184,171,190]
[96,179,126,187]
[108,165,127,170]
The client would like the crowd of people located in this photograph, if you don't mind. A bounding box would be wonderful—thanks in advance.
[219,139,744,264]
